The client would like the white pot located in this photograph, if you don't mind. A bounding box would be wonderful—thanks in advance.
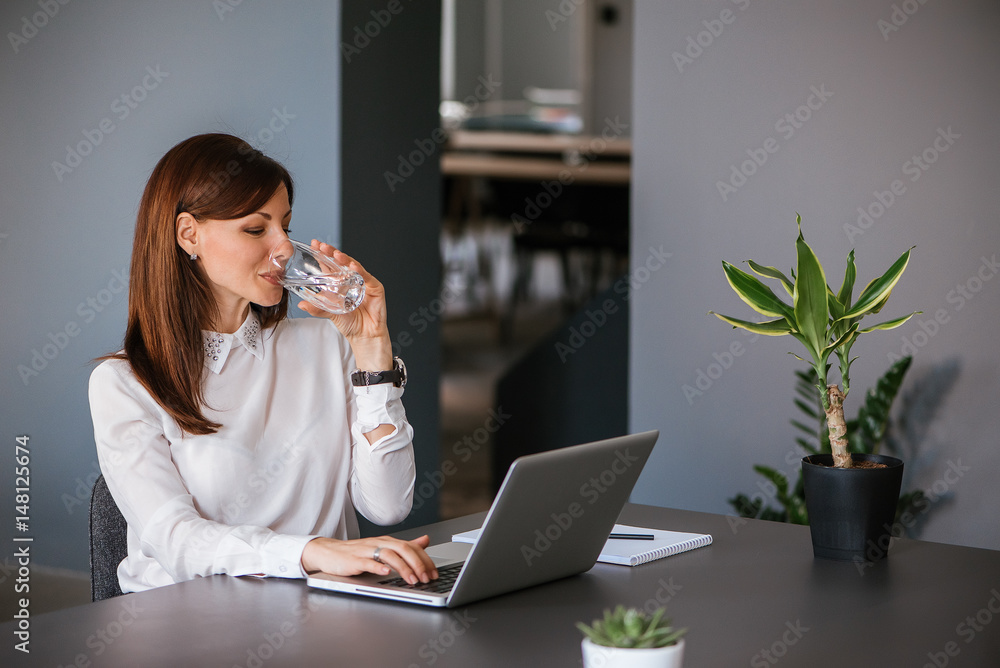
[581,638,685,668]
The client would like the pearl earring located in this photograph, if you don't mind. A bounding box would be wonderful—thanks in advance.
[190,253,199,261]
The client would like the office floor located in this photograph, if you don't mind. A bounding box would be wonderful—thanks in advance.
[436,220,577,519]
[438,298,565,519]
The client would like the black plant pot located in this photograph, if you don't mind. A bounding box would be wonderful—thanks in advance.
[801,453,904,562]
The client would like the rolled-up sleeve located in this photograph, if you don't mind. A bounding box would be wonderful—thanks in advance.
[340,342,416,526]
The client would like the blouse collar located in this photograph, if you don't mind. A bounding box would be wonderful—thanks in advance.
[202,310,263,374]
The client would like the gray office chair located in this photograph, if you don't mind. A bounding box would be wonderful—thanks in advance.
[89,474,128,601]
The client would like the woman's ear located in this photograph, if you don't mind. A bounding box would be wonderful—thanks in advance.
[176,212,199,257]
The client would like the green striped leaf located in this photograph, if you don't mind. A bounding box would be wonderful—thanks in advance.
[788,331,815,362]
[722,261,794,320]
[793,227,829,362]
[837,249,857,309]
[858,311,922,333]
[867,286,893,315]
[823,323,858,356]
[747,260,794,296]
[827,287,845,321]
[839,247,913,320]
[710,313,793,336]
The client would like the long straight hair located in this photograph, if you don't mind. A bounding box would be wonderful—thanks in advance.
[112,133,294,435]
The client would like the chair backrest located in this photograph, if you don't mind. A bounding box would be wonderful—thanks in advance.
[89,474,128,601]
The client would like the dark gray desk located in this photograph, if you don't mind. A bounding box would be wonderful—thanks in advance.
[4,504,1000,666]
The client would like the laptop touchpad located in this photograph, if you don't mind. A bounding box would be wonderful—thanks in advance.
[426,541,472,565]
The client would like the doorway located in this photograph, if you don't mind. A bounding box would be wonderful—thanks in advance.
[437,0,634,518]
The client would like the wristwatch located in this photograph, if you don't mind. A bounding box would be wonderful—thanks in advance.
[351,356,407,388]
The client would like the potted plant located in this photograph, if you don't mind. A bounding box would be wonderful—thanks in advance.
[729,356,934,531]
[710,215,919,561]
[577,605,686,668]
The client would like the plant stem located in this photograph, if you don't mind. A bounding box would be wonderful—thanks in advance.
[825,385,851,468]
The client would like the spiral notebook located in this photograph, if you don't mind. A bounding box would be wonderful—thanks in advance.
[452,523,712,567]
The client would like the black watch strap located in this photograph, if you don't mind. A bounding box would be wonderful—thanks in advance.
[351,356,406,388]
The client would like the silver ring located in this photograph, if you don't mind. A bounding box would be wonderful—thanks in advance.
[373,547,382,563]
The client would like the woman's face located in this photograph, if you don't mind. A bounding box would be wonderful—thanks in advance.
[183,184,292,326]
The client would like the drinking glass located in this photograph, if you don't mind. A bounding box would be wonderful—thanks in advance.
[267,239,365,314]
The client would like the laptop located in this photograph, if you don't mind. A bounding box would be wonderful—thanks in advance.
[306,430,658,607]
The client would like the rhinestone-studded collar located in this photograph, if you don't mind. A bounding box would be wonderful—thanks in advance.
[202,310,264,374]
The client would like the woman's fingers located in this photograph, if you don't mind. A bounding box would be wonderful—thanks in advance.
[405,535,438,579]
[301,536,439,584]
[366,535,438,585]
[293,241,386,331]
[296,300,325,318]
[311,240,381,288]
[412,535,438,573]
[374,548,423,585]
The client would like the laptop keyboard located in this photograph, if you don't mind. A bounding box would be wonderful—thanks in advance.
[378,561,464,594]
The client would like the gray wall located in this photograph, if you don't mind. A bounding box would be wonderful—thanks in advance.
[630,0,1000,551]
[0,0,343,572]
[453,0,487,101]
[499,0,582,101]
[452,0,582,103]
[590,0,632,136]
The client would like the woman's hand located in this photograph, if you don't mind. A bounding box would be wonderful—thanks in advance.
[297,240,393,371]
[300,534,439,585]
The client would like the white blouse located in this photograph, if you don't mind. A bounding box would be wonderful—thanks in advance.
[88,311,415,593]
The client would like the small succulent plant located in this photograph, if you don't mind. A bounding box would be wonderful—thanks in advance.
[577,605,686,649]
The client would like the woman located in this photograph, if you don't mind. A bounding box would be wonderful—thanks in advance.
[89,133,437,593]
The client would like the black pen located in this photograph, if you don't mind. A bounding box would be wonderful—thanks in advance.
[609,533,655,540]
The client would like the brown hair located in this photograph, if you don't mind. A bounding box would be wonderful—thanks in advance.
[112,133,294,435]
